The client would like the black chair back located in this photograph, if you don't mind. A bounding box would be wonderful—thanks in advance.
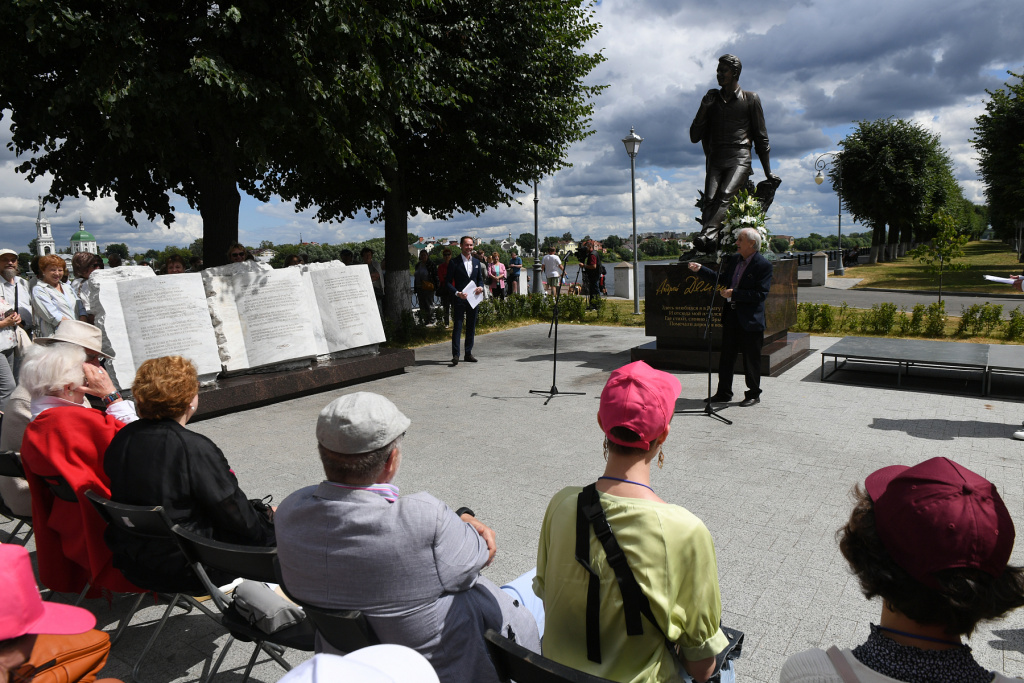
[484,629,617,683]
[42,473,77,502]
[170,523,278,584]
[272,557,379,654]
[0,450,25,478]
[84,489,174,538]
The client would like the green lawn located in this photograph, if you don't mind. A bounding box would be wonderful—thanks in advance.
[840,241,1021,293]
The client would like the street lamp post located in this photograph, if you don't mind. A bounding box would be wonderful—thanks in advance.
[622,127,643,314]
[814,152,844,276]
[531,179,543,294]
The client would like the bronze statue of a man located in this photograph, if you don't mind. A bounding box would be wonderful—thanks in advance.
[689,54,781,253]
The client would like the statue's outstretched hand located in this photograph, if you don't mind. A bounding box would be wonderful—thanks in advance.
[768,173,782,188]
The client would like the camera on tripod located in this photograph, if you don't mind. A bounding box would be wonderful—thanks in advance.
[574,244,590,262]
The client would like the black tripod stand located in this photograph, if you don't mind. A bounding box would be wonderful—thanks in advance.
[530,282,585,405]
[676,254,732,425]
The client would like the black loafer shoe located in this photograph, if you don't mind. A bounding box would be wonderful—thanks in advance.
[739,397,760,407]
[465,354,478,363]
[704,393,732,403]
[452,356,459,366]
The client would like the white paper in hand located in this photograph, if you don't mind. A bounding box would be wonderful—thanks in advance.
[984,275,1017,285]
[462,281,484,309]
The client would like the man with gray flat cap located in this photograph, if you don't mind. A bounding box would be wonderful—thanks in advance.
[275,392,540,683]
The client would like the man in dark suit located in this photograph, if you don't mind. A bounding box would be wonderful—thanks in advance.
[445,235,485,365]
[688,227,772,406]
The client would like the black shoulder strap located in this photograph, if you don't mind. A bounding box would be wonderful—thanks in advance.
[575,484,675,664]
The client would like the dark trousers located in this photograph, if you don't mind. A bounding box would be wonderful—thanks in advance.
[718,307,764,399]
[452,298,477,358]
[701,149,753,241]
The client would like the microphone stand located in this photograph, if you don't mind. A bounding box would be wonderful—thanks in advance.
[530,279,585,406]
[677,239,732,425]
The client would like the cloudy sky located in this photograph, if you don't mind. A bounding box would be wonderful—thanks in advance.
[1,0,1022,255]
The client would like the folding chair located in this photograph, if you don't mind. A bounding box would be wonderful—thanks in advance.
[0,450,33,545]
[84,490,221,682]
[170,524,315,683]
[272,556,379,655]
[484,629,618,683]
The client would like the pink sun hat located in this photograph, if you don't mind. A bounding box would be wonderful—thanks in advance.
[0,545,97,640]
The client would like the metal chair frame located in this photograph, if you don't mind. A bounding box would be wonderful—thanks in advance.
[84,490,222,682]
[0,450,33,545]
[169,523,315,683]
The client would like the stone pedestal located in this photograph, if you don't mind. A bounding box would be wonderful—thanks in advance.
[812,251,827,286]
[614,263,633,298]
[632,258,808,375]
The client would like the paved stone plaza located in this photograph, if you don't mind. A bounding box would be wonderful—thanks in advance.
[5,324,1023,682]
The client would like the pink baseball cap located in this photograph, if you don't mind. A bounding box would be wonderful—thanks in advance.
[866,457,1015,590]
[0,545,97,640]
[598,361,681,450]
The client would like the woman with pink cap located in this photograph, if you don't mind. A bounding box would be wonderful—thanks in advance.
[534,361,734,683]
[0,544,121,683]
[780,457,1024,682]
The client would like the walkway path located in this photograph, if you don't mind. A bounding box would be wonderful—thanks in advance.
[7,325,1022,682]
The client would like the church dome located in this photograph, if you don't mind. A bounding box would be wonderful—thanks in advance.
[70,229,95,242]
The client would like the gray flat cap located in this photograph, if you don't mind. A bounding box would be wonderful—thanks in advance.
[316,392,410,454]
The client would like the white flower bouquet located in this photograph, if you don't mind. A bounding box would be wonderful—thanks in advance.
[719,189,770,254]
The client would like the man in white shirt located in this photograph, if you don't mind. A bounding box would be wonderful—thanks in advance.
[0,249,31,386]
[541,248,563,295]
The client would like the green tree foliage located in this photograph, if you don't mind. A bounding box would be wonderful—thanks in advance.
[602,234,623,249]
[26,238,37,255]
[103,243,130,259]
[516,233,536,253]
[407,233,420,246]
[0,0,422,265]
[973,70,1024,243]
[770,237,790,252]
[1,0,603,297]
[909,210,970,303]
[188,238,204,261]
[833,118,955,264]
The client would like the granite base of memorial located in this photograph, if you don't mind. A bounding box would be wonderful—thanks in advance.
[630,259,811,376]
[192,347,415,420]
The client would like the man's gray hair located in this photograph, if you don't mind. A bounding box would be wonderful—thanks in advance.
[719,54,742,79]
[737,227,762,252]
[319,434,404,484]
[19,343,86,400]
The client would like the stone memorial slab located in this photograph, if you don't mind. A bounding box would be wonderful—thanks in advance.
[203,264,319,372]
[644,258,797,348]
[88,268,221,388]
[118,275,222,384]
[305,262,386,354]
[88,266,156,390]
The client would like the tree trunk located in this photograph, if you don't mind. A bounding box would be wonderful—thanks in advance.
[383,177,412,325]
[899,221,913,257]
[887,224,900,261]
[197,174,241,268]
[869,222,885,264]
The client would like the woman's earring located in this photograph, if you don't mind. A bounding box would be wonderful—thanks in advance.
[603,439,609,461]
[657,447,665,469]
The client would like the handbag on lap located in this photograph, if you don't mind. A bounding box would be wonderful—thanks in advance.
[576,483,743,681]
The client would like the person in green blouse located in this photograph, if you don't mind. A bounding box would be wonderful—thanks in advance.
[534,361,732,683]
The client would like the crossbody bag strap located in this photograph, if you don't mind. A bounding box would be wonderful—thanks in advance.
[825,646,861,683]
[576,484,675,664]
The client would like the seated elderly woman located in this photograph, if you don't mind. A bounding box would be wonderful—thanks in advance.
[535,361,735,683]
[780,457,1024,683]
[18,341,140,596]
[0,320,112,519]
[104,356,275,594]
[32,254,86,337]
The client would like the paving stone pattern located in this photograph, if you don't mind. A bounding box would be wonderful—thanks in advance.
[4,324,1023,682]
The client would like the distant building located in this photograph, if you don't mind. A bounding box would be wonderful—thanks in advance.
[69,217,98,255]
[35,196,56,257]
[255,248,276,263]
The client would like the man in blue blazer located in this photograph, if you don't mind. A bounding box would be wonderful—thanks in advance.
[688,228,772,406]
[445,235,485,365]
